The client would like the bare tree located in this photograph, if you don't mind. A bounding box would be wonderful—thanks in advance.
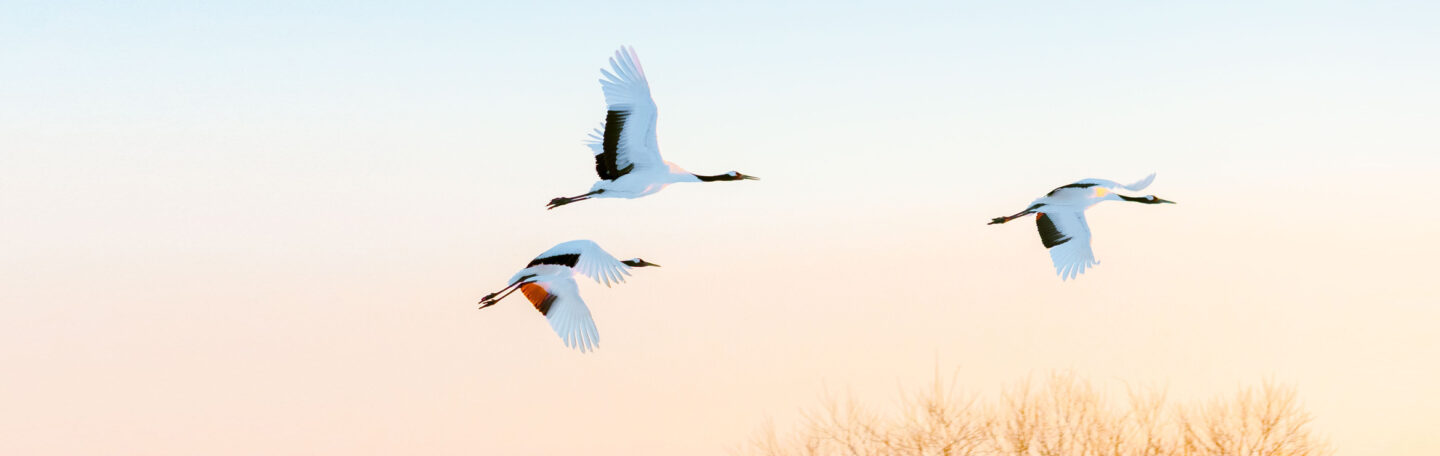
[738,373,1330,456]
[1177,380,1329,456]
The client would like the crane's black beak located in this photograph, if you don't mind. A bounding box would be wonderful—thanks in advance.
[638,260,661,267]
[1156,198,1176,204]
[741,175,759,180]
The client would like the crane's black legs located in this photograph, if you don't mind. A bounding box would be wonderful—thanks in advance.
[478,285,523,309]
[546,191,601,210]
[988,210,1035,225]
[478,275,537,309]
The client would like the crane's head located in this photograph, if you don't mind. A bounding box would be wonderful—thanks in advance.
[694,171,759,182]
[622,258,661,268]
[1119,194,1175,204]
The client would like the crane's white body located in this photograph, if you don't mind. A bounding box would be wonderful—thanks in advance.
[1006,173,1162,280]
[585,161,700,199]
[497,240,641,352]
[581,47,695,200]
[546,46,750,209]
[1025,173,1157,210]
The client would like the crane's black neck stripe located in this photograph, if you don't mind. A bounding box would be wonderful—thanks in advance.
[527,253,580,268]
[1036,213,1072,248]
[1046,182,1098,196]
[595,110,635,181]
[694,173,738,182]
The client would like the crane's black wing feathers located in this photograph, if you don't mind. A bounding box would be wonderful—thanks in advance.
[594,110,636,180]
[1036,213,1073,248]
[1046,182,1098,197]
[528,253,580,268]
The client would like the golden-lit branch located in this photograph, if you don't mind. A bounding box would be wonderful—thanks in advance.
[738,373,1330,456]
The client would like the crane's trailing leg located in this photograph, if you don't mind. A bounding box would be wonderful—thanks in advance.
[546,191,602,210]
[479,285,522,309]
[478,285,523,309]
[989,204,1044,225]
[989,210,1034,225]
[478,275,537,309]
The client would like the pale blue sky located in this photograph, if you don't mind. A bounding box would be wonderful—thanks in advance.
[3,2,1439,455]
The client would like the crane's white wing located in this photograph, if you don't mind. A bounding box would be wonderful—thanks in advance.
[574,240,632,287]
[521,278,599,353]
[593,46,663,178]
[533,240,631,287]
[1074,172,1156,191]
[1036,210,1098,281]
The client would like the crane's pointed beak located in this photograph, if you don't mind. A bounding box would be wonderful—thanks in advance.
[1157,198,1176,204]
[741,175,759,180]
[642,261,661,267]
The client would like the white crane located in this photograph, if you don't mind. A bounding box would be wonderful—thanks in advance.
[477,240,659,352]
[547,46,757,209]
[988,173,1174,280]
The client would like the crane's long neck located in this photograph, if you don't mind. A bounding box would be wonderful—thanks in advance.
[657,162,703,183]
[692,173,731,182]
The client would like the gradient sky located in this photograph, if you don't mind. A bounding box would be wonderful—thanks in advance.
[3,1,1438,454]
